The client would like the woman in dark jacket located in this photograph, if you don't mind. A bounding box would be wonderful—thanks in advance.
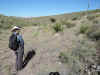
[11,26,24,71]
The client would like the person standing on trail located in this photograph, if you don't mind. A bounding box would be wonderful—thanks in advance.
[9,26,24,71]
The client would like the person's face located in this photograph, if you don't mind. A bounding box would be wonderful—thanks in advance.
[16,29,20,33]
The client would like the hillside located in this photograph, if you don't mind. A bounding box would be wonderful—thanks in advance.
[0,9,100,75]
[0,9,100,30]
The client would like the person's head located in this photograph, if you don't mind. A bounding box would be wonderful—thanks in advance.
[11,26,21,33]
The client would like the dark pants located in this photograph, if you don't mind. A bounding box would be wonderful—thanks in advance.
[15,46,24,71]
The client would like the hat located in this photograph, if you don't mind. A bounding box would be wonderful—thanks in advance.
[11,26,21,32]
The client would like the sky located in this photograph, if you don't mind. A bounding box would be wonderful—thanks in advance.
[0,0,100,17]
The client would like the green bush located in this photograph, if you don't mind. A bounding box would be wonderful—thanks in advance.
[79,24,89,34]
[53,23,63,32]
[86,24,100,40]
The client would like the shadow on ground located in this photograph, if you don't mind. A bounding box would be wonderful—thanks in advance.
[22,49,36,69]
[49,72,60,75]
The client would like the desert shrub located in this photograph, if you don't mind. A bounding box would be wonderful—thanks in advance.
[52,23,63,32]
[79,24,90,34]
[65,22,75,28]
[79,23,100,41]
[0,20,5,24]
[71,15,80,21]
[0,30,2,34]
[72,16,78,20]
[0,23,3,28]
[93,20,99,24]
[87,13,100,21]
[50,18,56,23]
[33,23,38,26]
[86,24,100,41]
[59,52,69,63]
[87,15,96,20]
[61,21,75,28]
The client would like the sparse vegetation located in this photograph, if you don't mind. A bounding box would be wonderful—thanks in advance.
[0,15,35,33]
[59,39,97,75]
[61,21,75,28]
[79,24,90,34]
[87,15,96,20]
[79,18,100,41]
[93,20,99,24]
[72,16,78,20]
[52,23,63,32]
[71,15,80,20]
[86,24,100,41]
[0,9,100,75]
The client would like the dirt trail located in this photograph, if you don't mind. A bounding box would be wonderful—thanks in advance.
[0,26,78,75]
